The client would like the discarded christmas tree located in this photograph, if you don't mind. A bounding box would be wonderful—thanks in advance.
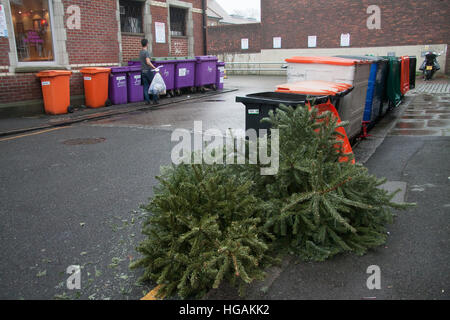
[250,104,412,261]
[130,164,275,299]
[130,102,413,299]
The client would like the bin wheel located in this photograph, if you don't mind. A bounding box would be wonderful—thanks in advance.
[67,106,75,113]
[176,89,182,96]
[212,84,217,91]
[105,99,112,107]
[200,87,206,93]
[168,90,175,97]
[190,87,196,93]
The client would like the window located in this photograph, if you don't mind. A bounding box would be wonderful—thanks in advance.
[10,0,54,62]
[120,0,143,34]
[170,7,186,37]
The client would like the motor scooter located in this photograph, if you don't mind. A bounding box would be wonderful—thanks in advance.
[419,51,440,80]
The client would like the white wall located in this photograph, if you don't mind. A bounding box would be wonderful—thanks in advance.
[221,44,448,75]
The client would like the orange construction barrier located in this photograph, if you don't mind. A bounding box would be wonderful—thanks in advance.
[36,70,72,115]
[80,67,111,108]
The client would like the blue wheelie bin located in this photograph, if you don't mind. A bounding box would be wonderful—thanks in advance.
[336,55,389,130]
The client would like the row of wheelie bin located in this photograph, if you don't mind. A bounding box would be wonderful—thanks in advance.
[236,55,417,142]
[129,56,225,97]
[36,56,225,115]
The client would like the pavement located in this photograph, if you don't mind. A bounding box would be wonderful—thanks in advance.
[0,87,238,137]
[0,75,449,300]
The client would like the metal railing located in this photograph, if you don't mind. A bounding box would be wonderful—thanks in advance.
[224,62,287,75]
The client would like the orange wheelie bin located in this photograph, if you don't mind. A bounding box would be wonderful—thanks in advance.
[80,67,111,108]
[400,56,410,95]
[36,70,73,115]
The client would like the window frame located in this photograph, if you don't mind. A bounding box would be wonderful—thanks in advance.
[169,6,187,37]
[9,0,58,67]
[119,0,144,35]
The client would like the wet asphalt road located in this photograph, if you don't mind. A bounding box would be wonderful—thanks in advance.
[0,76,285,300]
[257,135,450,300]
[0,76,448,300]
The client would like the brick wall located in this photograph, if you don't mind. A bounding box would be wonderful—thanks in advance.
[260,0,450,49]
[151,2,205,57]
[0,74,42,104]
[0,37,10,67]
[63,0,120,65]
[122,34,143,63]
[0,0,207,109]
[193,12,205,56]
[69,72,84,96]
[151,5,170,57]
[207,23,261,55]
[170,37,188,56]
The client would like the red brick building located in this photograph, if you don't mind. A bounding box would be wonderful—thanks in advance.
[207,0,449,74]
[0,0,207,116]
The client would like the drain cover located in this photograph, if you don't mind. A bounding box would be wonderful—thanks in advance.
[63,138,106,145]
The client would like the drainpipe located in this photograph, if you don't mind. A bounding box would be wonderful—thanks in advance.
[202,0,207,55]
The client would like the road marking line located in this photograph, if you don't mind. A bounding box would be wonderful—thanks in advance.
[141,285,165,300]
[0,127,66,142]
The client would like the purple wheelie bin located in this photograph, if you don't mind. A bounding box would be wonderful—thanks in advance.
[174,58,196,95]
[216,62,225,90]
[195,56,218,92]
[109,67,129,105]
[127,65,144,103]
[152,59,176,97]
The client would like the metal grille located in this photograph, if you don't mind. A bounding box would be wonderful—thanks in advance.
[120,1,143,34]
[170,7,186,36]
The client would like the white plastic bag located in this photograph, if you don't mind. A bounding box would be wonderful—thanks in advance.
[149,71,166,96]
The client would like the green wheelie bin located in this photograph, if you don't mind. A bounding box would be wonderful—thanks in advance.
[382,56,402,113]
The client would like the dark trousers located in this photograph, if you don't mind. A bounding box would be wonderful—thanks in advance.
[142,70,158,103]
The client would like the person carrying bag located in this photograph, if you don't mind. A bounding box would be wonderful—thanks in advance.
[139,39,160,105]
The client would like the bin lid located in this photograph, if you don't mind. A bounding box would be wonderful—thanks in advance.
[334,55,386,63]
[285,56,369,66]
[128,61,141,66]
[236,92,330,106]
[81,67,111,74]
[276,81,353,96]
[36,70,72,78]
[152,59,177,64]
[110,66,130,73]
[177,58,197,63]
[196,56,219,62]
[128,65,141,72]
[217,62,226,66]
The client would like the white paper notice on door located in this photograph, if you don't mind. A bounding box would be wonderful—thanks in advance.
[241,38,249,50]
[155,22,166,43]
[0,5,8,38]
[308,36,317,48]
[340,33,350,47]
